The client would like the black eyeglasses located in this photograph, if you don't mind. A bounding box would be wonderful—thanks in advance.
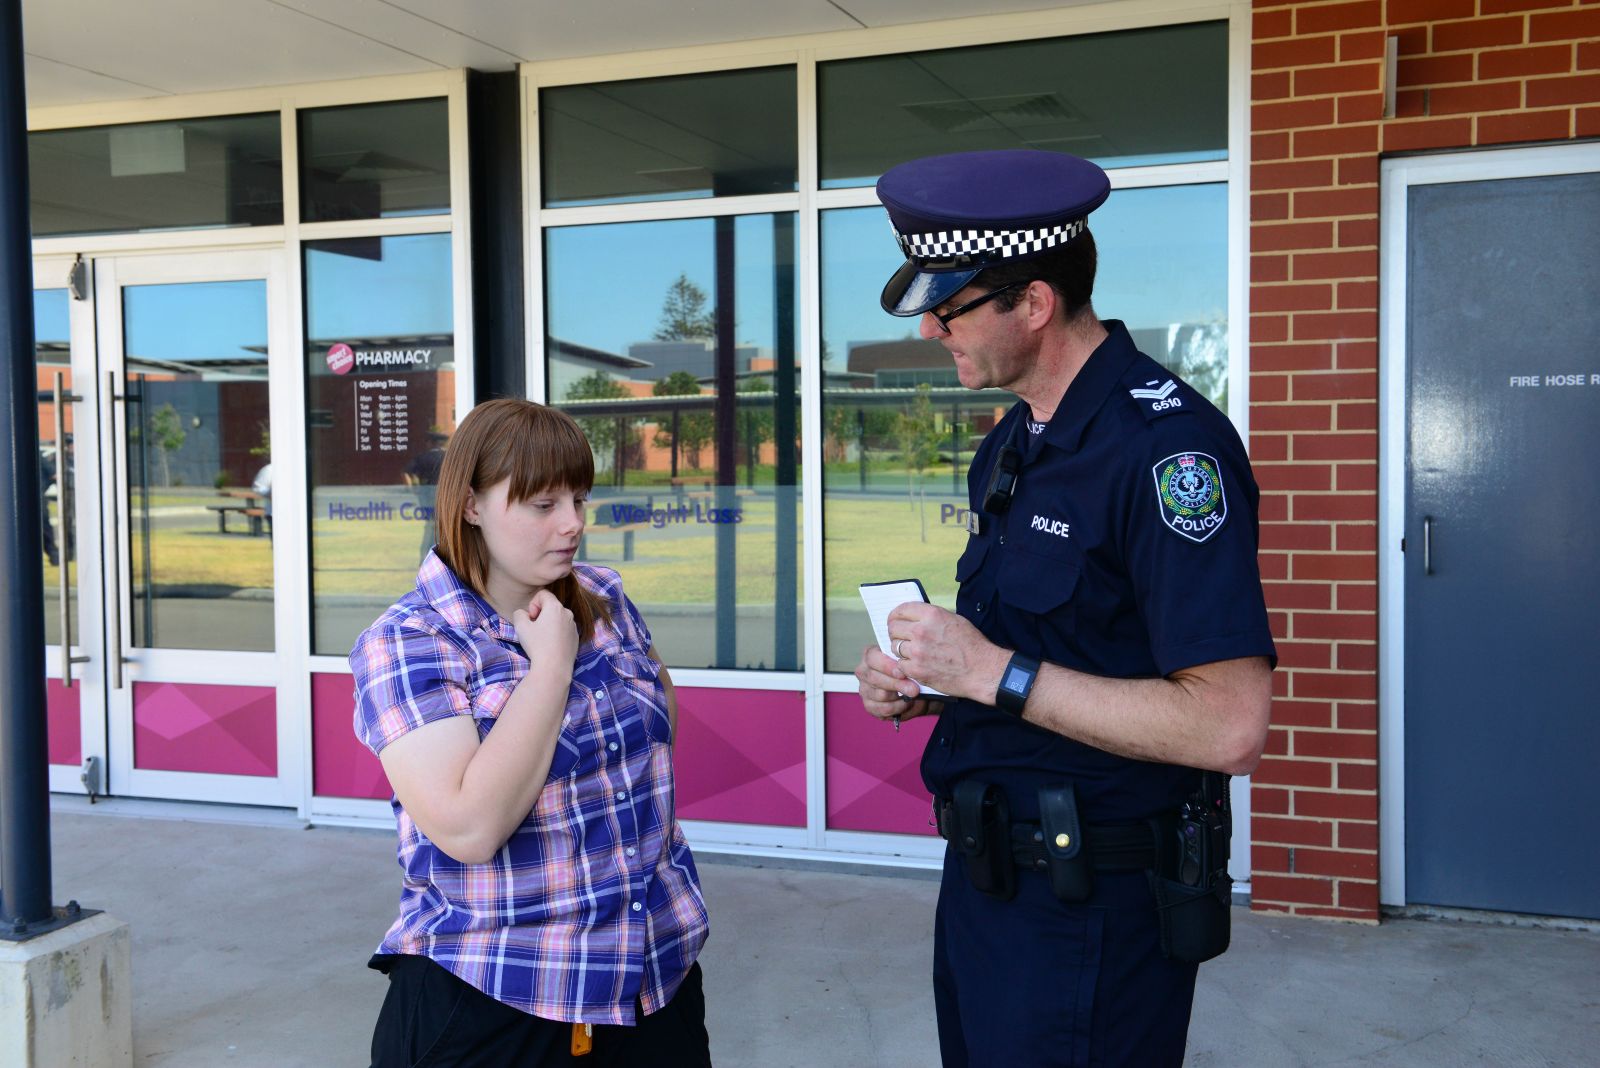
[926,281,1029,335]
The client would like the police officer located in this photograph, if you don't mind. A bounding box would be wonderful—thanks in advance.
[854,149,1277,1067]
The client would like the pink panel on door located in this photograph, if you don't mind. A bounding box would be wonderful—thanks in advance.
[47,679,82,767]
[312,672,392,800]
[673,687,805,827]
[133,681,277,777]
[825,693,938,836]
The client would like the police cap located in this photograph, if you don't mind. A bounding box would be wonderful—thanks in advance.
[876,149,1110,317]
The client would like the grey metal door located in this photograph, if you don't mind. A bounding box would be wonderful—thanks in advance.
[1404,169,1600,919]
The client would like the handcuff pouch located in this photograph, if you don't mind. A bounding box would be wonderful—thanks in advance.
[951,780,1016,901]
[1037,783,1093,903]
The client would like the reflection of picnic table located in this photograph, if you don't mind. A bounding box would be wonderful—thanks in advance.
[208,489,269,536]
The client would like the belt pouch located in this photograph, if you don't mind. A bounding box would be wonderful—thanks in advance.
[1037,784,1093,903]
[1148,871,1233,963]
[952,781,1016,901]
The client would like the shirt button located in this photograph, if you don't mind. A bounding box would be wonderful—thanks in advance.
[596,689,607,700]
[976,602,984,612]
[998,535,1005,545]
[615,790,627,801]
[608,741,619,752]
[631,901,642,912]
[626,846,637,858]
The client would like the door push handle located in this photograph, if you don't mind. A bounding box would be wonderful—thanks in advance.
[52,373,90,687]
[1422,515,1433,576]
[108,369,126,690]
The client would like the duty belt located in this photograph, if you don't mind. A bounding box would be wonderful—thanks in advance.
[934,796,1157,873]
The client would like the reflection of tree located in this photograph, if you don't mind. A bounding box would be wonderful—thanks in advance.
[737,378,775,486]
[565,371,637,486]
[149,403,187,487]
[652,371,713,471]
[1163,318,1229,410]
[896,385,942,542]
[654,274,716,341]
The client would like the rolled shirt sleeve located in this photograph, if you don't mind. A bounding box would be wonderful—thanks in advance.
[351,620,474,756]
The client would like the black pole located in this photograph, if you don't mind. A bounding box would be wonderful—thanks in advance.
[712,217,736,668]
[0,0,55,931]
[771,213,796,672]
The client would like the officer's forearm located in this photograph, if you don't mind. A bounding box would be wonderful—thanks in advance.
[1009,656,1273,776]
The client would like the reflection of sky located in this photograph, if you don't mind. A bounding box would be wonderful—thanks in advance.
[306,233,453,339]
[124,280,267,361]
[33,289,69,342]
[546,215,788,356]
[821,184,1227,367]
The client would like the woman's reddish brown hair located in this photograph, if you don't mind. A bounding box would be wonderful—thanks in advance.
[434,398,609,642]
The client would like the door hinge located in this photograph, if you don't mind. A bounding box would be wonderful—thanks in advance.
[80,755,101,804]
[1401,536,1406,552]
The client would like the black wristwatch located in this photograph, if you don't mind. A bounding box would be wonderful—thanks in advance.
[994,652,1040,716]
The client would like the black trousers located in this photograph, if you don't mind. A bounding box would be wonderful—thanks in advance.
[369,955,712,1068]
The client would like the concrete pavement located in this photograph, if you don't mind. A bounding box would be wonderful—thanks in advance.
[44,798,1599,1067]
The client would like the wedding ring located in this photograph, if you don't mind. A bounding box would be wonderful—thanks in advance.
[893,638,907,659]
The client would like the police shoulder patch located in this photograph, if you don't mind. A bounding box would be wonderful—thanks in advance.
[1152,451,1227,543]
[1128,378,1189,422]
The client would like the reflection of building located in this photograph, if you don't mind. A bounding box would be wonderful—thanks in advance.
[626,339,765,382]
[847,338,960,388]
[547,337,653,401]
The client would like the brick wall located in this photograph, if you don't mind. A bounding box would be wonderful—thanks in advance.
[1249,0,1600,921]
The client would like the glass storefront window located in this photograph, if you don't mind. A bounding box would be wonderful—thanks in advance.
[817,22,1227,188]
[540,67,797,207]
[123,280,274,652]
[35,289,75,648]
[29,114,282,237]
[299,99,450,222]
[545,213,802,670]
[818,186,1228,671]
[305,233,456,656]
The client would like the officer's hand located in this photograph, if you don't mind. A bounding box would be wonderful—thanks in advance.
[885,602,1008,704]
[854,644,936,723]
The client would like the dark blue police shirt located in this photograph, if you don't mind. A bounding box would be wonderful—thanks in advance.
[921,320,1277,824]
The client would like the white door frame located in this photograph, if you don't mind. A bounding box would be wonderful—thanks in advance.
[1377,140,1600,906]
[94,247,305,807]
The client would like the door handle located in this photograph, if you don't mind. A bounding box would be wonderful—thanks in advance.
[1423,515,1433,576]
[107,369,126,690]
[52,373,90,687]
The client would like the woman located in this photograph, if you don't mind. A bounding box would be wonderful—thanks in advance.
[351,398,711,1066]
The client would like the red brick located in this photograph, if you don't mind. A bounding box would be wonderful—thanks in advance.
[1254,130,1292,162]
[1297,0,1382,34]
[1294,726,1377,757]
[1334,508,1378,537]
[1530,9,1600,42]
[1291,553,1377,583]
[1295,432,1377,461]
[1256,757,1335,788]
[1255,70,1293,102]
[1296,63,1383,96]
[1337,879,1380,913]
[1528,72,1600,105]
[1253,374,1291,403]
[1392,26,1429,56]
[1272,670,1292,698]
[1339,217,1378,246]
[1294,250,1377,280]
[1383,117,1473,152]
[1255,283,1335,312]
[1275,639,1334,669]
[1256,220,1336,252]
[1478,109,1573,143]
[1252,874,1335,906]
[1338,92,1386,122]
[1295,673,1378,704]
[1294,612,1376,641]
[1339,154,1380,186]
[1261,520,1334,550]
[1479,44,1575,80]
[1388,0,1475,26]
[1394,88,1428,119]
[1263,725,1290,755]
[1252,403,1333,431]
[1430,81,1524,115]
[1336,584,1378,612]
[1263,579,1335,610]
[1262,496,1290,524]
[1254,844,1292,873]
[1485,0,1575,11]
[1254,253,1291,283]
[1254,7,1293,37]
[1336,341,1378,368]
[1297,790,1377,820]
[1255,35,1339,70]
[1338,760,1379,790]
[1337,401,1379,430]
[1294,847,1376,878]
[1254,159,1336,191]
[1579,105,1600,136]
[1334,641,1377,672]
[1294,311,1378,341]
[1257,459,1334,489]
[1337,820,1379,850]
[1253,342,1333,372]
[1251,433,1289,462]
[1336,703,1378,731]
[1255,815,1335,846]
[1340,30,1387,62]
[1293,370,1376,401]
[1581,41,1600,70]
[1257,98,1339,131]
[1253,314,1290,344]
[1254,786,1291,815]
[1398,53,1476,86]
[1338,280,1378,309]
[1293,493,1376,522]
[1294,186,1379,219]
[1253,191,1291,222]
[1294,123,1381,157]
[1432,16,1527,53]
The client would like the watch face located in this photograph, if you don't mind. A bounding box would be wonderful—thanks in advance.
[1002,663,1033,694]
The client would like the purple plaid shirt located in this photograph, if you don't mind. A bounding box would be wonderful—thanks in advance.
[350,552,708,1024]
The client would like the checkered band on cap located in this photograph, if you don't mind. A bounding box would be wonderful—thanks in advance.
[894,217,1086,266]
